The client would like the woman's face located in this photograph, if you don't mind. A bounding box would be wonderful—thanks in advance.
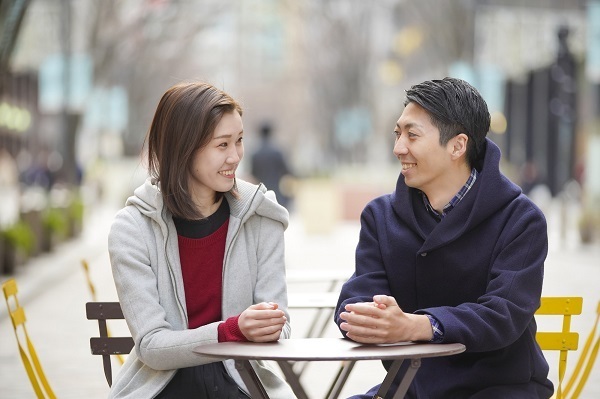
[188,110,244,205]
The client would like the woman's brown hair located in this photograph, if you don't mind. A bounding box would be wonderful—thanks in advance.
[145,81,243,220]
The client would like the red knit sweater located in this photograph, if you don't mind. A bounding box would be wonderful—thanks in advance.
[177,218,247,342]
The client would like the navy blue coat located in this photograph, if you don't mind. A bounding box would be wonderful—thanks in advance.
[335,139,553,398]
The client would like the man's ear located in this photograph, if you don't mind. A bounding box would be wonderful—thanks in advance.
[450,134,468,160]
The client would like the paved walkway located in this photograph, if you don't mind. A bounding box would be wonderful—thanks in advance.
[1,198,599,398]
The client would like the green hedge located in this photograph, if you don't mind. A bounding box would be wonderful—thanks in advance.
[1,220,35,254]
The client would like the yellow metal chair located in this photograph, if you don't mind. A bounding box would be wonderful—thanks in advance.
[80,259,126,366]
[535,296,583,399]
[81,259,98,301]
[562,300,600,399]
[2,278,57,399]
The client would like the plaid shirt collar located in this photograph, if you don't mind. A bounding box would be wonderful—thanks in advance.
[422,168,478,220]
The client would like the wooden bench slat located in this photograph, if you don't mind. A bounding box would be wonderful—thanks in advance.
[86,302,126,320]
[90,337,134,355]
[86,301,132,387]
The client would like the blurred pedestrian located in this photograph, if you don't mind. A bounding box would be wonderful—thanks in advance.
[108,81,294,399]
[250,122,293,209]
[519,161,542,196]
[335,77,553,398]
[21,147,54,190]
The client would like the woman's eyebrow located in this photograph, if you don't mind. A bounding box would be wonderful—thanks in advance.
[213,130,243,140]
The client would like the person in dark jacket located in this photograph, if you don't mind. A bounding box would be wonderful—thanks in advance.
[250,122,293,209]
[335,77,553,398]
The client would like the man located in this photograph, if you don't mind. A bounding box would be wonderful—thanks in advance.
[335,77,553,398]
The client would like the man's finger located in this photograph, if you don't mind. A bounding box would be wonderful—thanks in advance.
[373,295,399,308]
[345,333,385,344]
[344,302,383,316]
[340,312,380,328]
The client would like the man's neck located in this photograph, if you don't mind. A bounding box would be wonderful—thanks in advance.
[422,166,472,213]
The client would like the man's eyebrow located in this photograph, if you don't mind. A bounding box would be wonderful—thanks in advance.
[396,121,422,130]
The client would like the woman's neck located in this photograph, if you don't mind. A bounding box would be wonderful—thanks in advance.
[194,196,223,219]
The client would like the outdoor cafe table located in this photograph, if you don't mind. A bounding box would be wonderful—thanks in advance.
[194,338,466,399]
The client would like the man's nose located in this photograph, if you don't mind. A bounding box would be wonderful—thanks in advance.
[393,136,408,157]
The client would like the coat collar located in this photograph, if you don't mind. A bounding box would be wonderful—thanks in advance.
[391,138,522,252]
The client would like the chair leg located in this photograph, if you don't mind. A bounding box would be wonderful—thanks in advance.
[103,354,113,387]
[17,344,46,399]
[570,336,600,399]
[564,301,600,399]
[3,279,57,399]
[26,335,57,399]
[325,360,356,399]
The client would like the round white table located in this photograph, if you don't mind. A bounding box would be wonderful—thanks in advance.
[194,338,466,399]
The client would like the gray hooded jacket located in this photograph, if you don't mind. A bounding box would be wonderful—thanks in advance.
[107,177,294,398]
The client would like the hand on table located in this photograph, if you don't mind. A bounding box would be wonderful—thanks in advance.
[339,295,433,344]
[239,302,287,342]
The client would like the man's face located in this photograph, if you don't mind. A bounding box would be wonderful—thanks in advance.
[393,102,455,194]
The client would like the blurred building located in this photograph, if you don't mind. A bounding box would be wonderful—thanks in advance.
[1,0,597,197]
[471,1,587,196]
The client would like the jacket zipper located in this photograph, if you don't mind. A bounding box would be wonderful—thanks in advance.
[222,184,263,295]
[160,205,188,324]
[221,184,263,398]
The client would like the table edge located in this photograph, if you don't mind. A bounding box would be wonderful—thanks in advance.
[193,338,466,362]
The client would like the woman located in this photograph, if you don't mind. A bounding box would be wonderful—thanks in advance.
[108,82,294,398]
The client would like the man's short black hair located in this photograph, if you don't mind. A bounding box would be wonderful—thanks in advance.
[404,77,490,168]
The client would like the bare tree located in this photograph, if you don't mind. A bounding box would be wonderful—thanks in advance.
[301,0,377,167]
[0,0,31,84]
[292,0,477,168]
[399,0,476,77]
[85,0,228,155]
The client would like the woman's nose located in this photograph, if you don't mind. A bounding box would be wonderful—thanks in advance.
[227,147,242,164]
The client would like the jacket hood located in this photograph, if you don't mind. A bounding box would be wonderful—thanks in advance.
[226,179,289,228]
[391,138,522,250]
[468,138,523,222]
[126,177,288,228]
